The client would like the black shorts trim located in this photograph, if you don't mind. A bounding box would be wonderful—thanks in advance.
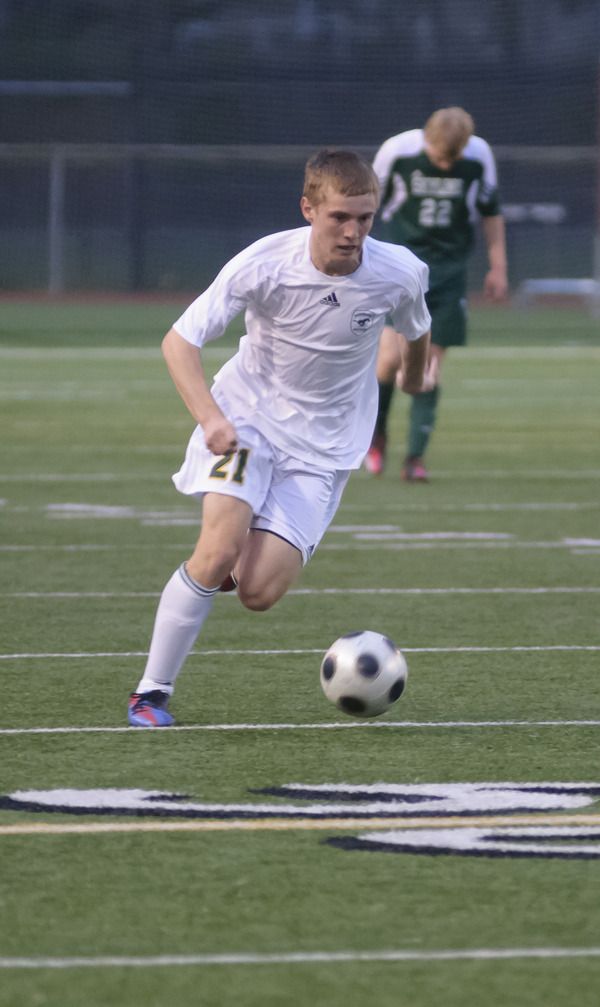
[249,527,303,555]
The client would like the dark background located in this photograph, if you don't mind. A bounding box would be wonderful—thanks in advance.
[0,0,598,291]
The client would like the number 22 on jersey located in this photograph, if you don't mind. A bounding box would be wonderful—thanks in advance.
[418,198,452,228]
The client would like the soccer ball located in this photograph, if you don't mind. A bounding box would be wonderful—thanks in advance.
[320,630,408,718]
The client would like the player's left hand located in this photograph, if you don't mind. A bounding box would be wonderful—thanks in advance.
[484,267,508,301]
[396,355,439,395]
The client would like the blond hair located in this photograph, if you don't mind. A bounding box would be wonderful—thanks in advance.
[303,149,380,206]
[424,107,474,160]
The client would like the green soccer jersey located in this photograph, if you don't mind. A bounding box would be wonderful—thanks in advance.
[373,128,501,268]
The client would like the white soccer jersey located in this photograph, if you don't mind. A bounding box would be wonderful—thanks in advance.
[174,226,430,470]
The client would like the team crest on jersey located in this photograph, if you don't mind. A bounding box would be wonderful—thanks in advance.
[351,309,377,335]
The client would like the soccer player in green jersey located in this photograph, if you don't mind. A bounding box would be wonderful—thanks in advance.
[365,106,508,481]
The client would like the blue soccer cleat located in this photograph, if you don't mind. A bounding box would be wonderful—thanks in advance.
[128,690,174,728]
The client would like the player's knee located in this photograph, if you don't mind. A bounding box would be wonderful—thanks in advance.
[237,582,278,612]
[187,543,241,588]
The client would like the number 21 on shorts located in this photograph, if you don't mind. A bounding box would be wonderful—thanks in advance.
[209,448,250,485]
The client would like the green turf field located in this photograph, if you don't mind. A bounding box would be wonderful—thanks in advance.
[1,300,599,1007]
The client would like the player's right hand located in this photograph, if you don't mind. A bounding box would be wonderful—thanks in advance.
[203,413,239,455]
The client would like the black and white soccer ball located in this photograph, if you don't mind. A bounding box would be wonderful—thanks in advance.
[320,630,408,718]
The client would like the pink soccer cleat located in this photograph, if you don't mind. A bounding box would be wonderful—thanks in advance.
[401,457,429,482]
[364,434,387,476]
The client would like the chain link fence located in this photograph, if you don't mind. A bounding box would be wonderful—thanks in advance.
[0,142,596,296]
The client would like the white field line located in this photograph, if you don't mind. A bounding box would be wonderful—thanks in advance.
[4,502,600,514]
[0,346,231,362]
[338,502,600,512]
[459,347,600,359]
[320,541,600,552]
[387,469,600,479]
[1,946,600,969]
[1,469,600,483]
[1,645,598,661]
[2,541,600,554]
[1,719,600,737]
[0,473,165,483]
[1,345,599,361]
[2,586,599,600]
[0,545,119,552]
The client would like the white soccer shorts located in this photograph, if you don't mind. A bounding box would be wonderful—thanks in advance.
[172,424,350,564]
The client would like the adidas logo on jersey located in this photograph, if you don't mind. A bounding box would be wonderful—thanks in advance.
[320,291,340,307]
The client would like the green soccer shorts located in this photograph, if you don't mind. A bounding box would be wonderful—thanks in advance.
[426,266,468,349]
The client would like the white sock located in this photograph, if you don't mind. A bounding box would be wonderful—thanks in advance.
[135,564,218,696]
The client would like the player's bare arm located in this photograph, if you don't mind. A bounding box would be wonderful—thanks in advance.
[482,215,508,300]
[161,328,238,455]
[397,330,432,395]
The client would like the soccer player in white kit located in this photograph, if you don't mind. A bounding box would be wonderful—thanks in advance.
[128,149,432,726]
